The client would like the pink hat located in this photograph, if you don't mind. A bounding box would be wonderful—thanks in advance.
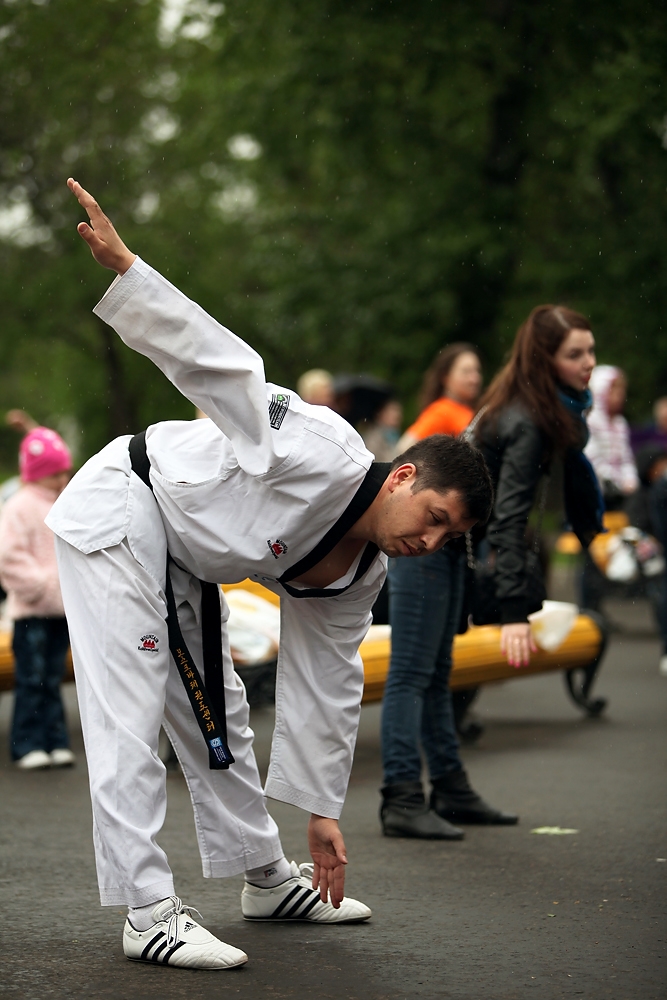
[19,427,72,483]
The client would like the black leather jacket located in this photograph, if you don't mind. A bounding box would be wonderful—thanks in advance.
[473,403,549,624]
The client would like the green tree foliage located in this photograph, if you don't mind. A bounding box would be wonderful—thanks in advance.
[0,0,198,469]
[0,0,666,473]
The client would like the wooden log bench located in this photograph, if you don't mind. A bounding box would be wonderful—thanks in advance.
[0,582,608,730]
[222,581,608,725]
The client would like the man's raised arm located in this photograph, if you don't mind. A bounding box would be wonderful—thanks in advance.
[67,179,283,478]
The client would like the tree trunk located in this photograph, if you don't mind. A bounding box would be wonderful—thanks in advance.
[96,318,139,438]
[452,4,541,350]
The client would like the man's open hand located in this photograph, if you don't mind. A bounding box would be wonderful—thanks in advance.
[308,814,348,907]
[67,178,136,275]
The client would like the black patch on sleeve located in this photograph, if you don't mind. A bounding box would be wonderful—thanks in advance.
[269,393,290,430]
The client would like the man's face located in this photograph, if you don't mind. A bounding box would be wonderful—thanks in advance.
[373,466,477,558]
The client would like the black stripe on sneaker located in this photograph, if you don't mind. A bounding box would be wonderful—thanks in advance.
[270,885,302,918]
[151,939,169,962]
[284,888,318,919]
[140,932,164,961]
[297,893,322,918]
[163,941,186,964]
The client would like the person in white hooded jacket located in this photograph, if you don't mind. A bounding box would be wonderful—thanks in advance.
[584,364,639,501]
[46,180,493,971]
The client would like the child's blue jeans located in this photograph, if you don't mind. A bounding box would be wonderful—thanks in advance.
[11,616,70,760]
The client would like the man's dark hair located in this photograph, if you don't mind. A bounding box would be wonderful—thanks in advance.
[391,434,494,523]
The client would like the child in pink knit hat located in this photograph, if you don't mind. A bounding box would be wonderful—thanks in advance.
[0,427,74,769]
[19,427,72,484]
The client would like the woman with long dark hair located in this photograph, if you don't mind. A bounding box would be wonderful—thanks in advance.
[380,343,516,839]
[472,305,603,669]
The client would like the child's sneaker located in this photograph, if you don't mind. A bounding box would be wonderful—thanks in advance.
[50,748,75,767]
[123,896,247,969]
[15,750,51,770]
[241,862,372,923]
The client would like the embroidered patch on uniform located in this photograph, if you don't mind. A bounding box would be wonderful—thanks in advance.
[267,538,288,559]
[138,633,159,652]
[268,393,290,430]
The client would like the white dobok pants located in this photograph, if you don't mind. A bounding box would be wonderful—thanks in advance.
[55,533,283,908]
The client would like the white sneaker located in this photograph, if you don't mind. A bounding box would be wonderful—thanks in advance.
[659,655,667,677]
[15,750,51,770]
[123,896,248,969]
[50,748,75,768]
[241,862,372,923]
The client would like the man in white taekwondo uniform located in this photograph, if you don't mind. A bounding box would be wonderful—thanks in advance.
[47,180,493,971]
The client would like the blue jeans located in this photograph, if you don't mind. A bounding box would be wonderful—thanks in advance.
[381,545,464,786]
[11,617,70,760]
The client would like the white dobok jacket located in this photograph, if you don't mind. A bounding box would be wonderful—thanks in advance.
[47,257,388,819]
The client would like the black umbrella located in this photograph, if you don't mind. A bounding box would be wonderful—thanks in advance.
[332,374,396,427]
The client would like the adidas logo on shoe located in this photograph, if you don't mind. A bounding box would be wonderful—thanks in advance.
[123,896,247,970]
[241,862,372,924]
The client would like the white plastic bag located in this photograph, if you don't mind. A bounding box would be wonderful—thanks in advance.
[605,537,639,582]
[528,600,578,652]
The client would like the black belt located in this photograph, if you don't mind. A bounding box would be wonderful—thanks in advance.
[129,431,234,771]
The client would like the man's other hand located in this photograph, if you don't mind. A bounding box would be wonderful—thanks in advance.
[308,814,348,907]
[67,178,136,275]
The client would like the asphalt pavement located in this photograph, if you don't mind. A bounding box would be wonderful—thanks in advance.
[0,598,665,1000]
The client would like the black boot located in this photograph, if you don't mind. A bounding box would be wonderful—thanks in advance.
[430,770,518,825]
[380,781,464,840]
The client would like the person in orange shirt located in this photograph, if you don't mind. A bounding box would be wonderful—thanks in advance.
[380,343,518,838]
[395,343,481,451]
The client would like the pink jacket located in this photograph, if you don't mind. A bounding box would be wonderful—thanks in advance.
[0,483,65,620]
